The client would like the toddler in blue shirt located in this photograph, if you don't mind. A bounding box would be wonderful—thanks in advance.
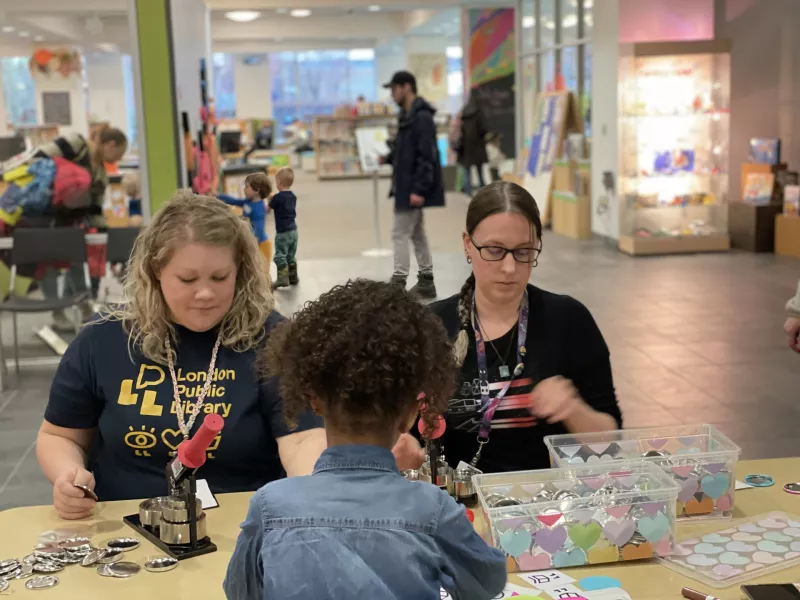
[224,279,506,600]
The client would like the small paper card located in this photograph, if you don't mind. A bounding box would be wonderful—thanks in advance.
[520,570,576,589]
[581,589,632,600]
[735,480,753,490]
[195,478,219,509]
[544,584,587,599]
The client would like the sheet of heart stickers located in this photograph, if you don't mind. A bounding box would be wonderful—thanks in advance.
[660,511,800,588]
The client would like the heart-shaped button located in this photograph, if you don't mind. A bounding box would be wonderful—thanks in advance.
[571,509,597,524]
[719,551,749,566]
[638,513,670,544]
[603,519,635,547]
[678,477,699,503]
[705,463,724,474]
[751,551,782,565]
[783,527,800,538]
[685,496,714,516]
[791,541,800,552]
[763,531,792,543]
[537,513,563,528]
[687,553,718,566]
[716,494,733,512]
[671,465,694,478]
[621,542,653,561]
[648,438,667,449]
[739,523,767,533]
[517,551,551,571]
[758,517,787,529]
[733,533,761,542]
[726,541,756,552]
[606,505,631,519]
[587,546,620,565]
[588,443,610,455]
[534,526,567,554]
[553,547,588,568]
[558,445,582,458]
[499,529,532,558]
[641,502,665,517]
[757,540,788,553]
[701,533,730,544]
[653,537,672,556]
[701,473,730,500]
[712,564,743,579]
[694,543,724,555]
[568,522,603,551]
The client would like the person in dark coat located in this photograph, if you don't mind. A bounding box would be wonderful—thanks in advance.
[459,95,489,196]
[381,70,444,299]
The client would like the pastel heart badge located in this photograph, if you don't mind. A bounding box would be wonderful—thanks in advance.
[739,523,767,533]
[693,543,725,555]
[758,517,787,529]
[641,502,665,517]
[603,519,635,547]
[499,529,532,558]
[705,463,725,474]
[534,526,567,554]
[571,509,597,524]
[719,551,749,566]
[588,443,611,455]
[787,552,800,559]
[677,436,697,446]
[678,477,700,503]
[783,527,800,538]
[701,534,730,544]
[553,547,588,568]
[751,551,782,565]
[638,513,670,544]
[687,553,718,566]
[791,542,800,552]
[757,540,788,553]
[587,546,620,564]
[537,513,563,528]
[568,522,603,551]
[671,465,694,478]
[726,541,756,552]
[733,533,761,542]
[498,518,529,531]
[712,564,743,579]
[653,537,672,556]
[701,473,730,500]
[788,519,800,528]
[685,496,714,516]
[616,440,640,454]
[568,457,586,464]
[612,474,638,490]
[648,438,668,449]
[517,551,551,571]
[763,532,792,542]
[581,475,607,491]
[520,483,544,496]
[672,543,694,557]
[558,445,582,458]
[606,505,631,519]
[621,542,653,561]
[716,494,733,512]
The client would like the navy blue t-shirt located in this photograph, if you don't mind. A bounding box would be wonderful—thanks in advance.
[268,191,297,233]
[45,313,323,502]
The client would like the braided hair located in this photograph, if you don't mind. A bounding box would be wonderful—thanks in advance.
[454,181,543,366]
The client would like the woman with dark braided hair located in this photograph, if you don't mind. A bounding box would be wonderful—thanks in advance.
[415,181,621,473]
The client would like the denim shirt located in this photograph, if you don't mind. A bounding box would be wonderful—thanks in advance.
[224,445,507,600]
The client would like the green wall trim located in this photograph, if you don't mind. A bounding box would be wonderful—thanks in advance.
[136,0,179,215]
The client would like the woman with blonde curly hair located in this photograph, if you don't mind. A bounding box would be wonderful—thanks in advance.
[36,191,325,519]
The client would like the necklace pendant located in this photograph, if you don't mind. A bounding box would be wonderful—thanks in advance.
[499,365,510,378]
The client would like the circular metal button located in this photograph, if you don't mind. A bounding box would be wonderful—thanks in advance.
[0,559,19,576]
[32,561,63,573]
[107,561,141,578]
[107,538,140,552]
[1,568,21,580]
[59,537,92,551]
[784,482,800,495]
[73,483,99,501]
[12,564,34,579]
[96,548,124,564]
[81,548,108,567]
[744,474,774,487]
[96,563,116,577]
[25,575,59,590]
[0,578,8,593]
[22,554,37,565]
[144,556,179,573]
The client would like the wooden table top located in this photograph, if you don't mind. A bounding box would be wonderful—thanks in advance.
[0,457,797,599]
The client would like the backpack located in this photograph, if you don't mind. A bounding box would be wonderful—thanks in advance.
[51,156,91,209]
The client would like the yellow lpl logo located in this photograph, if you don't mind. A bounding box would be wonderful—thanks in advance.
[125,425,157,457]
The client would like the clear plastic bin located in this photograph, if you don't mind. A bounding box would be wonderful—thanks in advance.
[545,424,742,521]
[473,462,679,572]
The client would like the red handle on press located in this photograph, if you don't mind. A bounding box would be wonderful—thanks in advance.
[178,414,225,469]
[417,414,446,440]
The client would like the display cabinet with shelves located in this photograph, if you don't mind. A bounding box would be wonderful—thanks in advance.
[618,40,731,255]
[313,115,396,180]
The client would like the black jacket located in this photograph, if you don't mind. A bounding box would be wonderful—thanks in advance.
[387,97,445,212]
[459,101,488,168]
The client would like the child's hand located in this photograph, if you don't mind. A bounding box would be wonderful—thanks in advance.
[392,433,425,471]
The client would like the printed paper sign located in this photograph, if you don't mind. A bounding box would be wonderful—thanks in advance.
[544,584,586,599]
[581,589,632,600]
[520,570,576,589]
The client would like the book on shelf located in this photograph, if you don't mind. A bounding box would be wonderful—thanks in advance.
[749,137,781,165]
[743,172,775,205]
[784,185,799,216]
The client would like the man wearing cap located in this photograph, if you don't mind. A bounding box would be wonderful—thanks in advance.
[381,70,444,299]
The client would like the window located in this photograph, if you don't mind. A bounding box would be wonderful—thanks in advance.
[447,50,463,115]
[561,0,579,43]
[212,53,236,118]
[1,57,37,126]
[522,0,536,52]
[121,55,138,150]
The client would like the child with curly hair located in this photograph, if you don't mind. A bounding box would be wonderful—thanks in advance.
[224,279,506,600]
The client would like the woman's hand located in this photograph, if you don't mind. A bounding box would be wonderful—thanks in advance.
[528,376,582,424]
[392,433,425,471]
[53,466,96,520]
[785,316,800,352]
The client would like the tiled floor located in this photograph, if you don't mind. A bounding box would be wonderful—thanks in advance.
[1,172,799,511]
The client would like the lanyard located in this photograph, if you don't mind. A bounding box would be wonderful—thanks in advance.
[470,289,529,467]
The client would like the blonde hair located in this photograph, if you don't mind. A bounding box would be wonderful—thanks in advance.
[105,189,274,364]
[123,173,140,198]
[276,166,294,188]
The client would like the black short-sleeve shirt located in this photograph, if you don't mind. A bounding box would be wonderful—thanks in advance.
[428,284,621,473]
[45,313,323,501]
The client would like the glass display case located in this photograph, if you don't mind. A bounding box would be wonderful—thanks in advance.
[618,40,731,255]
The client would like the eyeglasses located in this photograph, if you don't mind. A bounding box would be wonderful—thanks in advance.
[469,236,541,263]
